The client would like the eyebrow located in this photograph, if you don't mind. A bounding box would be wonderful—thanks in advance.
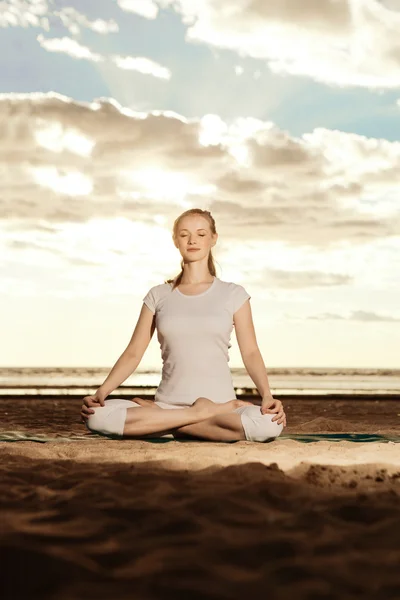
[179,228,207,232]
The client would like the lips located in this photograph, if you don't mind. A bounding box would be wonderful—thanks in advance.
[187,248,200,251]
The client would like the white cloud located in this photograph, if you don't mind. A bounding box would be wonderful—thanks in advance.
[53,7,119,35]
[35,34,171,79]
[379,0,400,10]
[0,92,399,250]
[159,0,400,89]
[36,34,104,62]
[307,309,400,321]
[112,55,171,79]
[117,0,159,20]
[34,121,95,157]
[31,166,93,196]
[0,0,49,29]
[0,1,118,35]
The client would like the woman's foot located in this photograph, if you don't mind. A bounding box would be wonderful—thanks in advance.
[131,397,162,409]
[192,397,253,419]
[191,397,217,419]
[218,399,254,413]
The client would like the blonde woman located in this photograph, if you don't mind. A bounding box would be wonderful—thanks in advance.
[80,208,286,442]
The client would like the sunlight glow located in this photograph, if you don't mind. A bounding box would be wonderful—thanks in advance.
[31,166,93,196]
[123,168,196,203]
[35,121,95,157]
[199,114,227,146]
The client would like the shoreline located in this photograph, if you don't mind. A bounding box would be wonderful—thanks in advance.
[1,392,400,401]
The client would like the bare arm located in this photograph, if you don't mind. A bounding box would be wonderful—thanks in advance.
[96,350,141,400]
[97,303,156,400]
[234,300,273,397]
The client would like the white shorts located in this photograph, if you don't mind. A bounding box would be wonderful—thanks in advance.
[85,398,283,443]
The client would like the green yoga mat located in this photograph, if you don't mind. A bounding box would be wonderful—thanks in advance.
[0,432,399,443]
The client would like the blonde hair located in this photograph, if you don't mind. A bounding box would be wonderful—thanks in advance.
[165,208,218,291]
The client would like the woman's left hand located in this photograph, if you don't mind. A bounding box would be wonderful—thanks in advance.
[261,394,286,426]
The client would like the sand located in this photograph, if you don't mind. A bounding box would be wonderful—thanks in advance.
[1,396,400,599]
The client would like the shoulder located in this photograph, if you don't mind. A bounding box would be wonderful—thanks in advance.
[153,282,173,293]
[142,282,172,314]
[219,279,248,293]
[145,282,172,299]
[215,278,233,289]
[220,280,251,313]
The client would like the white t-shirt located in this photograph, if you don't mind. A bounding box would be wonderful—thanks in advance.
[142,277,251,408]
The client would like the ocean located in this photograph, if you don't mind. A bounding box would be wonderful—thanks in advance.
[1,366,399,398]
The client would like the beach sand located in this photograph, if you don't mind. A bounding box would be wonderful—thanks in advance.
[1,396,400,599]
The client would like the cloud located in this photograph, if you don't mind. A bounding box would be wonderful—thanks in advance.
[3,1,169,78]
[379,0,400,10]
[112,55,171,79]
[117,0,159,20]
[0,92,399,252]
[35,37,171,79]
[0,1,118,35]
[160,0,400,89]
[1,92,399,315]
[36,34,104,62]
[53,6,119,35]
[0,0,49,29]
[262,268,353,289]
[307,310,400,321]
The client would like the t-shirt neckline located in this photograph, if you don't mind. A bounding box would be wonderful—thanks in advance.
[175,276,217,298]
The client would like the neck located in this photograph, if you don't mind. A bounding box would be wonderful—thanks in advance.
[180,264,214,285]
[180,275,214,285]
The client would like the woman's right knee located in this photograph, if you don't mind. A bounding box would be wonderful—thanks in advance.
[85,404,130,436]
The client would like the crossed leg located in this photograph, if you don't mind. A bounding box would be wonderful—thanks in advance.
[131,397,246,442]
[172,413,246,442]
[132,398,246,442]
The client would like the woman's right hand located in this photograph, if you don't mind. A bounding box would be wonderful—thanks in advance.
[80,392,105,421]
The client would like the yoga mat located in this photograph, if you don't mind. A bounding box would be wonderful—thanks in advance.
[0,432,399,443]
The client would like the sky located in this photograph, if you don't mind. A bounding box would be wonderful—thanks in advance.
[1,0,400,370]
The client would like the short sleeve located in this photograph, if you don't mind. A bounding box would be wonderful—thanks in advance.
[142,287,156,315]
[231,284,251,315]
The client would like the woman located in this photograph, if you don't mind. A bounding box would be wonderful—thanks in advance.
[80,208,286,442]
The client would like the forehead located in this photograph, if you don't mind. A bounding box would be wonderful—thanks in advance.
[179,227,207,232]
[178,218,209,232]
